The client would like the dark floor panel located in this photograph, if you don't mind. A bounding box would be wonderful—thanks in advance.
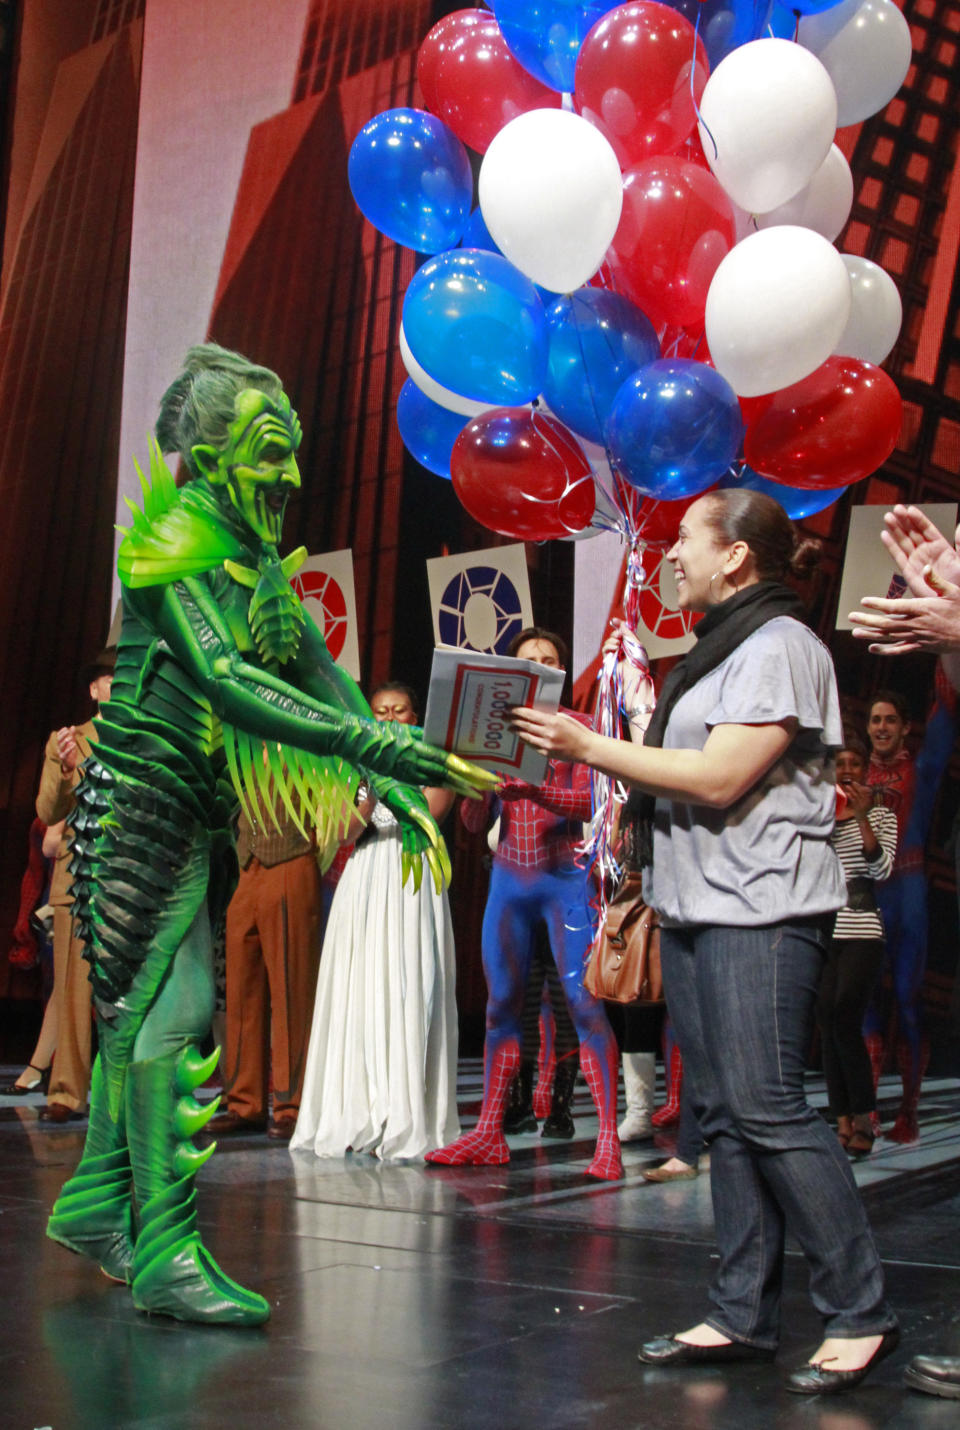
[4,1065,960,1429]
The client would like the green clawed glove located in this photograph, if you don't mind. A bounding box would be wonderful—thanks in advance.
[326,710,497,802]
[404,730,500,801]
[370,750,498,894]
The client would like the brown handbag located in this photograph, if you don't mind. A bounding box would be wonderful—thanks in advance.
[583,872,663,1005]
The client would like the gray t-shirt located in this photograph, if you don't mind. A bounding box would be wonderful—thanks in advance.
[643,616,846,927]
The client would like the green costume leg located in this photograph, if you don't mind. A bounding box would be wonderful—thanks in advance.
[126,1044,267,1324]
[126,894,268,1325]
[47,838,216,1292]
[46,1041,136,1284]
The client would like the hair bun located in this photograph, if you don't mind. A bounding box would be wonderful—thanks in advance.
[790,536,821,580]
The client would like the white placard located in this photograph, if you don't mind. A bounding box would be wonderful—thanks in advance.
[835,504,958,630]
[422,647,564,783]
[426,545,534,652]
[574,536,698,676]
[290,549,361,680]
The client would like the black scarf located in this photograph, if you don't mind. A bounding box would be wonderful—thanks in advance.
[624,581,808,868]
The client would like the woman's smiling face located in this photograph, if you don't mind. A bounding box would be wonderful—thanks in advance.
[666,498,732,611]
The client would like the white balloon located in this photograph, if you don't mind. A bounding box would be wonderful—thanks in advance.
[729,203,759,242]
[398,323,491,418]
[705,226,852,397]
[698,39,837,214]
[799,0,912,127]
[833,255,903,363]
[479,108,623,293]
[755,144,853,242]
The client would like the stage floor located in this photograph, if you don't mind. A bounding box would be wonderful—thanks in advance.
[4,1063,960,1429]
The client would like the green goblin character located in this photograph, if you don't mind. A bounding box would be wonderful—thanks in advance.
[47,344,494,1325]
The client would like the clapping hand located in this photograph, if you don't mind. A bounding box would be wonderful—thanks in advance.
[849,505,960,655]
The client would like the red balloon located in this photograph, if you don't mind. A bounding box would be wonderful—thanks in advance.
[664,131,712,170]
[417,9,561,155]
[662,326,710,361]
[744,357,903,490]
[634,492,692,548]
[611,157,736,329]
[574,3,710,169]
[451,408,595,539]
[737,394,768,426]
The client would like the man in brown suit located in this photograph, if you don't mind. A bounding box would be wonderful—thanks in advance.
[35,648,115,1122]
[208,793,323,1140]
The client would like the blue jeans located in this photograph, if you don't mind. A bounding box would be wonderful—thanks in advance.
[661,919,897,1348]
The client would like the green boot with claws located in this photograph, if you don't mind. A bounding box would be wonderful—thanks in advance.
[47,1146,136,1284]
[127,1044,269,1325]
[47,1054,135,1284]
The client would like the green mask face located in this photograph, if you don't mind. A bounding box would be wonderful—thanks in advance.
[193,388,303,545]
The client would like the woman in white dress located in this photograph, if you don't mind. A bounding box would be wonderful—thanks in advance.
[291,684,460,1161]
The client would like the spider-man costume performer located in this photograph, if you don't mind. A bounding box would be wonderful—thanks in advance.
[865,665,957,1142]
[426,710,622,1180]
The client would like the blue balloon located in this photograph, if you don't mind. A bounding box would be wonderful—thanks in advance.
[543,290,660,444]
[396,380,468,479]
[492,0,620,92]
[460,207,561,303]
[782,0,848,12]
[403,248,549,405]
[719,466,846,519]
[348,108,473,254]
[461,207,499,254]
[768,0,799,35]
[661,0,773,67]
[605,360,744,499]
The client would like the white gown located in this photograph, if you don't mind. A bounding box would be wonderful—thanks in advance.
[291,803,461,1160]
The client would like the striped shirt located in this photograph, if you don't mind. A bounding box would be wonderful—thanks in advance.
[831,805,898,940]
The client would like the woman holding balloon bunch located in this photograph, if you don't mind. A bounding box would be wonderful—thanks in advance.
[510,489,899,1395]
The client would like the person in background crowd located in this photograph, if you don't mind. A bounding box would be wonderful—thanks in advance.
[641,1082,706,1183]
[863,677,955,1142]
[818,739,897,1158]
[32,648,115,1122]
[0,818,60,1095]
[850,502,960,1402]
[513,491,899,1394]
[292,682,460,1161]
[503,939,581,1140]
[207,760,324,1141]
[428,628,624,1181]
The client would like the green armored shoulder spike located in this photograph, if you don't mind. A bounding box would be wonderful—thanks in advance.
[118,439,245,588]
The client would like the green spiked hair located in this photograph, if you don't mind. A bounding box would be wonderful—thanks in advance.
[156,342,286,480]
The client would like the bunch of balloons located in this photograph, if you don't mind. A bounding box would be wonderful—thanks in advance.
[347,0,910,546]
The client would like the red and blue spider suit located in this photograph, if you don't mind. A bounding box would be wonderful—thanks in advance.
[865,665,957,1142]
[426,710,623,1179]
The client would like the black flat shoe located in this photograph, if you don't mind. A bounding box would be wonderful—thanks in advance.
[639,1335,776,1366]
[541,1110,575,1139]
[39,1103,82,1123]
[784,1327,900,1395]
[904,1354,960,1399]
[0,1063,50,1095]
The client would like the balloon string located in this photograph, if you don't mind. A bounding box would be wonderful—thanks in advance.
[557,279,659,891]
[530,405,596,534]
[690,8,718,161]
[562,291,646,549]
[580,608,653,902]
